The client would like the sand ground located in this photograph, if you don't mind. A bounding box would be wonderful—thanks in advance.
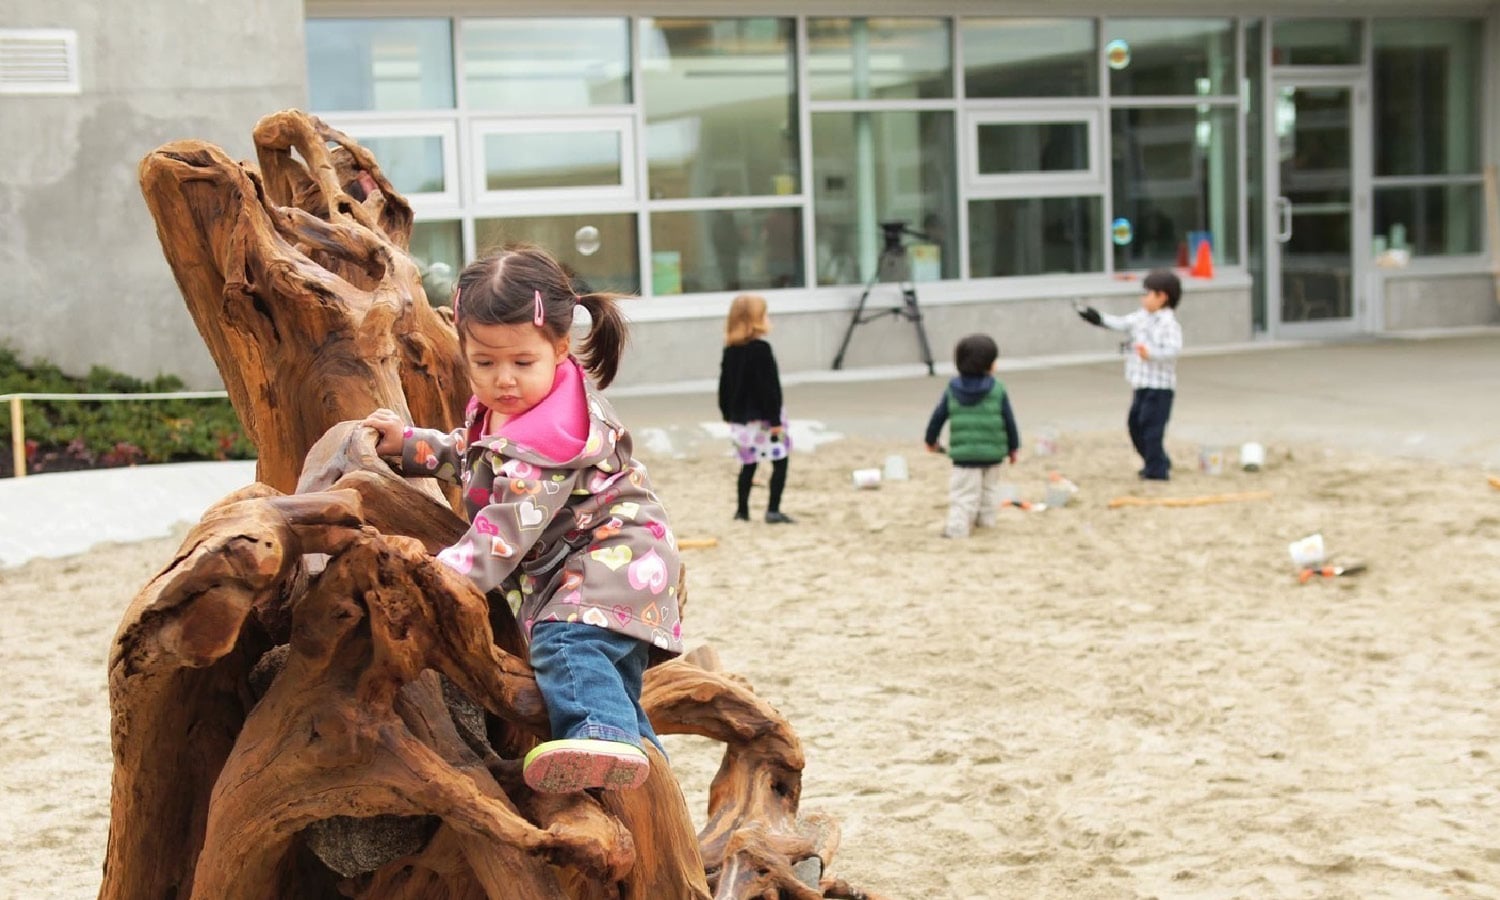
[3,424,1499,899]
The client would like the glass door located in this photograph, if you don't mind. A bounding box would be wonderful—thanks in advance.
[1268,77,1369,336]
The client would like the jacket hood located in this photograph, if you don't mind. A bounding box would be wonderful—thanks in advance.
[464,368,628,470]
[948,374,996,406]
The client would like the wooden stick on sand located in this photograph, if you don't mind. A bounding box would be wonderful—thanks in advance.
[1109,490,1272,510]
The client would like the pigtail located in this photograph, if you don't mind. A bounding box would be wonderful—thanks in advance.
[575,291,631,389]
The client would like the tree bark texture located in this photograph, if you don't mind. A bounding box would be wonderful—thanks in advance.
[105,109,886,900]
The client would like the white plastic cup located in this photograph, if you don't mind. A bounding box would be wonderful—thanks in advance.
[851,468,882,489]
[1240,442,1266,471]
[882,454,909,481]
[1033,428,1059,457]
[1199,445,1225,475]
[1044,479,1077,508]
[1288,533,1325,568]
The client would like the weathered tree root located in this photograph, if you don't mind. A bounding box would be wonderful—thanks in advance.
[104,107,885,900]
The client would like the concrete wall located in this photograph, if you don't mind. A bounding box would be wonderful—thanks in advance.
[0,0,307,388]
[1381,275,1500,330]
[614,283,1253,387]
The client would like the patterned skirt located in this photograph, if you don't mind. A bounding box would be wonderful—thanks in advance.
[729,414,792,465]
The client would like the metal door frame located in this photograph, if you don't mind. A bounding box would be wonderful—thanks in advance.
[1265,70,1371,339]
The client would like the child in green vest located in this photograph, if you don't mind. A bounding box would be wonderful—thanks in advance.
[924,334,1021,538]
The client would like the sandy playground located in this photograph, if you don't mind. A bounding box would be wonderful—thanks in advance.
[2,426,1499,898]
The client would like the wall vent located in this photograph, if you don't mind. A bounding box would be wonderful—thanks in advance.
[0,29,80,95]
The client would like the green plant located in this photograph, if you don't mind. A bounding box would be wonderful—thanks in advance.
[1,345,255,476]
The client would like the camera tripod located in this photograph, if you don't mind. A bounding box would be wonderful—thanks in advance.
[831,227,936,375]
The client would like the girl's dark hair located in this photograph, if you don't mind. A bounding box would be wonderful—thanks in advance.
[955,333,999,377]
[452,243,631,388]
[1142,269,1183,308]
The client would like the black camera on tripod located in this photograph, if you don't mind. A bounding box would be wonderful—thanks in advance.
[878,220,931,253]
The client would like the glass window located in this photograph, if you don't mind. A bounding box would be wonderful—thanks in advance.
[306,19,454,112]
[963,19,1096,98]
[641,18,800,200]
[476,214,640,294]
[1373,20,1482,177]
[410,220,463,305]
[461,18,630,111]
[1375,185,1483,256]
[650,206,804,293]
[361,135,445,195]
[811,111,957,286]
[1110,105,1239,269]
[807,18,951,101]
[482,130,623,192]
[969,197,1102,277]
[1105,19,1235,97]
[976,121,1091,177]
[1272,19,1361,66]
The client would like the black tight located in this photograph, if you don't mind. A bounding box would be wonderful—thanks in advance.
[736,457,788,515]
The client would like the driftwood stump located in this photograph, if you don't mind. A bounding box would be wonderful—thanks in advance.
[101,109,884,900]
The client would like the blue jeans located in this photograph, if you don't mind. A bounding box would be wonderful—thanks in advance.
[529,621,662,754]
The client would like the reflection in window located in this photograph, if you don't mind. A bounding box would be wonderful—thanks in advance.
[483,131,622,191]
[476,214,640,295]
[462,18,630,110]
[806,18,951,101]
[969,197,1102,277]
[651,207,804,294]
[977,122,1090,177]
[410,220,463,305]
[1375,185,1482,256]
[307,19,454,112]
[360,136,445,195]
[812,111,957,286]
[963,19,1096,98]
[1272,19,1361,66]
[1111,106,1239,270]
[641,18,800,200]
[1105,19,1235,97]
[1373,20,1482,177]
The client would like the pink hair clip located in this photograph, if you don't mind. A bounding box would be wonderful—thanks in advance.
[452,286,462,320]
[533,289,545,327]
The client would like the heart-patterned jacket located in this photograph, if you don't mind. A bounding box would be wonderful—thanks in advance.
[395,372,683,657]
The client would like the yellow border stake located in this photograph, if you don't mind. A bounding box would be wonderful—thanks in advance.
[1108,490,1271,509]
[10,395,24,479]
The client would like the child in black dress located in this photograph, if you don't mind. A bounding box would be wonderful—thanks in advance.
[718,294,794,524]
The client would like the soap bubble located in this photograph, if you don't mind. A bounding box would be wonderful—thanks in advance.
[574,225,601,257]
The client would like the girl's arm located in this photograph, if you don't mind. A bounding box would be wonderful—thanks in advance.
[755,341,783,422]
[363,408,465,484]
[436,458,577,594]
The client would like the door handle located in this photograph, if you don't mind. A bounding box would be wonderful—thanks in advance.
[1276,196,1293,244]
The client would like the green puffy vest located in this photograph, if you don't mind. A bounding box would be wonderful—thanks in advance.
[947,383,1009,464]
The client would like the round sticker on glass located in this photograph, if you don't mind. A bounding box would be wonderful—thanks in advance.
[1105,39,1131,71]
[1111,218,1134,246]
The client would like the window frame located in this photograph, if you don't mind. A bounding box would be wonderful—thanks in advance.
[962,105,1105,197]
[468,115,639,214]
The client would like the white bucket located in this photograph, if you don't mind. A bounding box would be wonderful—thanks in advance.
[1288,533,1325,568]
[1033,428,1059,457]
[1240,442,1266,471]
[882,454,909,481]
[1198,445,1226,475]
[1043,474,1078,508]
[851,468,882,489]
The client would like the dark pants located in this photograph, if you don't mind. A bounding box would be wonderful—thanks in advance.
[1128,388,1174,480]
[736,457,788,515]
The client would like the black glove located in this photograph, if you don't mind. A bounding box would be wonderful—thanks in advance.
[1077,306,1103,327]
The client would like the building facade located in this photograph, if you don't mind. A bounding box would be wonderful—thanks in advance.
[4,1,1497,388]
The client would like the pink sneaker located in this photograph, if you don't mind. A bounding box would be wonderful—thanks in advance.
[522,739,650,793]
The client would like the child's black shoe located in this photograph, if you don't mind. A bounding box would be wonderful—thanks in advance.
[765,511,795,524]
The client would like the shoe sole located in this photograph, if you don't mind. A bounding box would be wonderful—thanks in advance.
[523,740,650,793]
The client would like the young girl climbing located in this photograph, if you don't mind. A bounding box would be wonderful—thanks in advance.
[717,293,794,524]
[362,244,683,794]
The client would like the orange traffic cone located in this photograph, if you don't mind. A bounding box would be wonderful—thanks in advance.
[1189,239,1214,279]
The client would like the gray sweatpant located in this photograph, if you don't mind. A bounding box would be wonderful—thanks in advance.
[944,465,1005,538]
